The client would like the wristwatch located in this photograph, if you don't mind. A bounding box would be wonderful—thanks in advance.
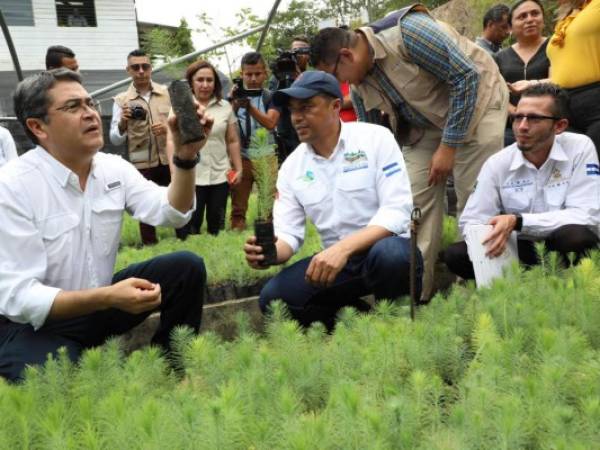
[513,213,523,232]
[173,153,200,170]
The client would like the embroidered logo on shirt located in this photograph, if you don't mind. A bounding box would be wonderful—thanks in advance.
[298,170,315,182]
[382,162,402,177]
[502,179,533,192]
[586,163,600,176]
[343,150,368,172]
[551,168,562,180]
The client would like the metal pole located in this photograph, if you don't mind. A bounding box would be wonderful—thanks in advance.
[410,207,422,321]
[89,25,265,98]
[255,0,283,51]
[0,10,24,81]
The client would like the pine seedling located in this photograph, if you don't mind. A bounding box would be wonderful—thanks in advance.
[248,128,277,222]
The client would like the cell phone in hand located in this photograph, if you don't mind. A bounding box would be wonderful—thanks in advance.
[227,169,237,185]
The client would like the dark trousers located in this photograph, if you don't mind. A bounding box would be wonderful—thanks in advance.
[138,165,188,244]
[0,251,206,382]
[259,236,421,330]
[183,183,229,236]
[230,158,254,231]
[567,82,600,156]
[444,224,599,280]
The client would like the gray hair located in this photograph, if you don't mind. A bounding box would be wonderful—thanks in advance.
[13,68,82,144]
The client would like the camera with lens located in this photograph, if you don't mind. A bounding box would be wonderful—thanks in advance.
[231,77,263,100]
[129,104,147,121]
[271,51,297,90]
[271,47,310,90]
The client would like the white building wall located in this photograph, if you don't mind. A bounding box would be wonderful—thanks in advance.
[0,0,139,71]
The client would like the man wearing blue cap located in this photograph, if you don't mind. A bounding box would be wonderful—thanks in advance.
[243,71,422,329]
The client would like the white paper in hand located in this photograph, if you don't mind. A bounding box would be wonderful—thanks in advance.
[465,224,518,288]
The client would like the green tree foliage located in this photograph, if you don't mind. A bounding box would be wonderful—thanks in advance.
[3,253,600,448]
[172,18,195,56]
[141,18,195,78]
[247,129,278,222]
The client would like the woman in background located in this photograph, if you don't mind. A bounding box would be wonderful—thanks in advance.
[184,60,242,236]
[547,0,600,154]
[494,0,549,145]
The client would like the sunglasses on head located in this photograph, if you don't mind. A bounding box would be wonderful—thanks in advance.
[130,63,151,71]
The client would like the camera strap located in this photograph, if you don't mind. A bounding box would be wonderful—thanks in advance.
[237,93,269,149]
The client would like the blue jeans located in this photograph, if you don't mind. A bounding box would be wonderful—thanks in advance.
[0,251,206,382]
[259,236,421,329]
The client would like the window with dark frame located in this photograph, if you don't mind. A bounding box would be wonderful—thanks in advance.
[55,0,97,27]
[0,0,35,26]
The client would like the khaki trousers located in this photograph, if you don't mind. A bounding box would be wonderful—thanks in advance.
[402,90,508,300]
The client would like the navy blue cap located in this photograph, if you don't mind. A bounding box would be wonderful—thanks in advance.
[273,71,343,107]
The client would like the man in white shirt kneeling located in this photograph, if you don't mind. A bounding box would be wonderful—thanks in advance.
[243,71,421,330]
[445,83,600,279]
[0,69,212,382]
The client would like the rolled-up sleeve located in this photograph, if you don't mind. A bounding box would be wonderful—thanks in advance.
[121,159,194,228]
[273,165,306,253]
[109,101,127,146]
[0,182,60,329]
[401,12,480,147]
[368,130,413,236]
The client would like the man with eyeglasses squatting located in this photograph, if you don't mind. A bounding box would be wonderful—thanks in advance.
[110,49,184,244]
[444,83,600,279]
[0,69,212,382]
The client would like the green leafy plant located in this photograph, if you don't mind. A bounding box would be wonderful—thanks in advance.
[247,128,278,222]
[4,254,600,449]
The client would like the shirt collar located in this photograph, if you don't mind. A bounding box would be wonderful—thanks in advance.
[125,80,164,101]
[508,137,569,171]
[357,27,386,62]
[305,120,346,160]
[477,36,500,53]
[34,145,98,188]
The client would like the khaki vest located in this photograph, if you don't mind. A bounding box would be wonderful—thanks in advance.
[357,4,508,145]
[114,82,171,169]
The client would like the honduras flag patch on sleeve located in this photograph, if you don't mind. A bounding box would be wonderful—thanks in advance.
[382,162,402,177]
[586,163,600,176]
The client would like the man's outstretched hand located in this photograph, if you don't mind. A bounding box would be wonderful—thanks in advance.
[168,102,214,160]
[305,243,351,287]
[105,278,162,314]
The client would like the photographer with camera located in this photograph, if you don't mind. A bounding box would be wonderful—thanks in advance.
[110,49,184,245]
[268,36,311,163]
[229,52,280,231]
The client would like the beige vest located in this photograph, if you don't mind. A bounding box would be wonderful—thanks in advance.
[357,5,508,145]
[114,82,171,169]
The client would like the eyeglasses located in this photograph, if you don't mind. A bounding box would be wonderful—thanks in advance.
[54,98,99,114]
[332,52,342,80]
[511,113,562,124]
[331,36,350,80]
[129,63,151,72]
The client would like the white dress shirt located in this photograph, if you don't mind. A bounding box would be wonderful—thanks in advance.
[274,121,413,253]
[0,126,17,168]
[460,132,600,239]
[0,147,194,329]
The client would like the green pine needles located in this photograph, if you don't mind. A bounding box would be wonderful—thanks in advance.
[247,128,277,222]
[3,253,600,449]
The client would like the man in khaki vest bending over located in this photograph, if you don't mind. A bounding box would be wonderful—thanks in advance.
[312,4,509,301]
[110,49,184,244]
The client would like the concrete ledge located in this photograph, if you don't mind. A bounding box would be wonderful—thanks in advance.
[120,262,456,353]
[120,295,263,353]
